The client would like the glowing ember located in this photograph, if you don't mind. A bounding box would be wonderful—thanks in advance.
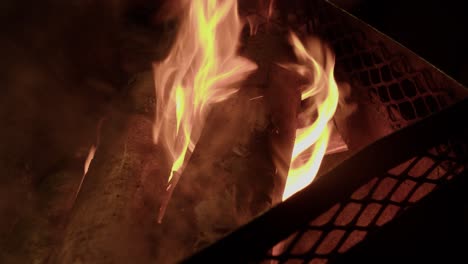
[72,144,97,206]
[281,32,340,200]
[83,145,97,175]
[152,0,257,211]
[74,117,104,205]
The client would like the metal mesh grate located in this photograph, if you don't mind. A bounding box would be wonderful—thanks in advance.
[335,38,449,129]
[310,1,451,130]
[242,0,463,262]
[264,143,464,263]
[260,2,463,262]
[243,0,453,128]
[183,1,467,263]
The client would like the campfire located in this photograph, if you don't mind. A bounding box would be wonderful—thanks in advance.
[1,0,466,263]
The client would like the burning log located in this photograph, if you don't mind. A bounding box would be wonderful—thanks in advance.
[52,69,301,264]
[22,1,296,262]
[150,59,304,264]
[148,2,302,263]
[152,88,274,263]
[266,64,302,204]
[1,1,350,263]
[149,17,350,263]
[148,3,350,262]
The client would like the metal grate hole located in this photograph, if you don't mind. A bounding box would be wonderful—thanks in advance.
[409,183,437,202]
[370,69,380,84]
[390,179,417,202]
[351,178,378,200]
[356,203,382,227]
[377,85,390,102]
[413,97,429,117]
[272,232,300,257]
[408,157,435,177]
[315,230,346,254]
[291,230,323,255]
[389,83,403,100]
[387,158,416,175]
[401,79,417,97]
[427,166,447,180]
[334,203,362,226]
[376,204,401,226]
[337,230,367,253]
[390,60,405,78]
[372,178,398,200]
[308,258,328,264]
[310,204,341,226]
[380,65,392,82]
[398,101,416,120]
[413,76,427,94]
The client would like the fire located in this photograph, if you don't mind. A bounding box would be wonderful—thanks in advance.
[83,145,97,175]
[153,0,337,206]
[281,33,340,200]
[74,117,104,205]
[153,0,256,188]
[71,144,97,207]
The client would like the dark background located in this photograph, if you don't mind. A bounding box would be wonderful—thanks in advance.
[331,0,467,260]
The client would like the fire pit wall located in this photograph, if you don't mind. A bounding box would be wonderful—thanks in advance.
[185,0,468,263]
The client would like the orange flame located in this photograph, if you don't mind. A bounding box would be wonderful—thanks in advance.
[153,0,257,184]
[281,33,339,200]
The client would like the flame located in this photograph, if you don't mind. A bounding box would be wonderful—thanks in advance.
[84,145,97,175]
[281,33,340,200]
[72,144,97,206]
[153,0,256,184]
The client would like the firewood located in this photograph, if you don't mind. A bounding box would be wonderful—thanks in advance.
[54,72,166,263]
[51,61,299,263]
[150,29,302,263]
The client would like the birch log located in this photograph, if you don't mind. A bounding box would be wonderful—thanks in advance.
[52,73,167,263]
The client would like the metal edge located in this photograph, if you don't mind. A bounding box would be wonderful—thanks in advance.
[182,97,468,264]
